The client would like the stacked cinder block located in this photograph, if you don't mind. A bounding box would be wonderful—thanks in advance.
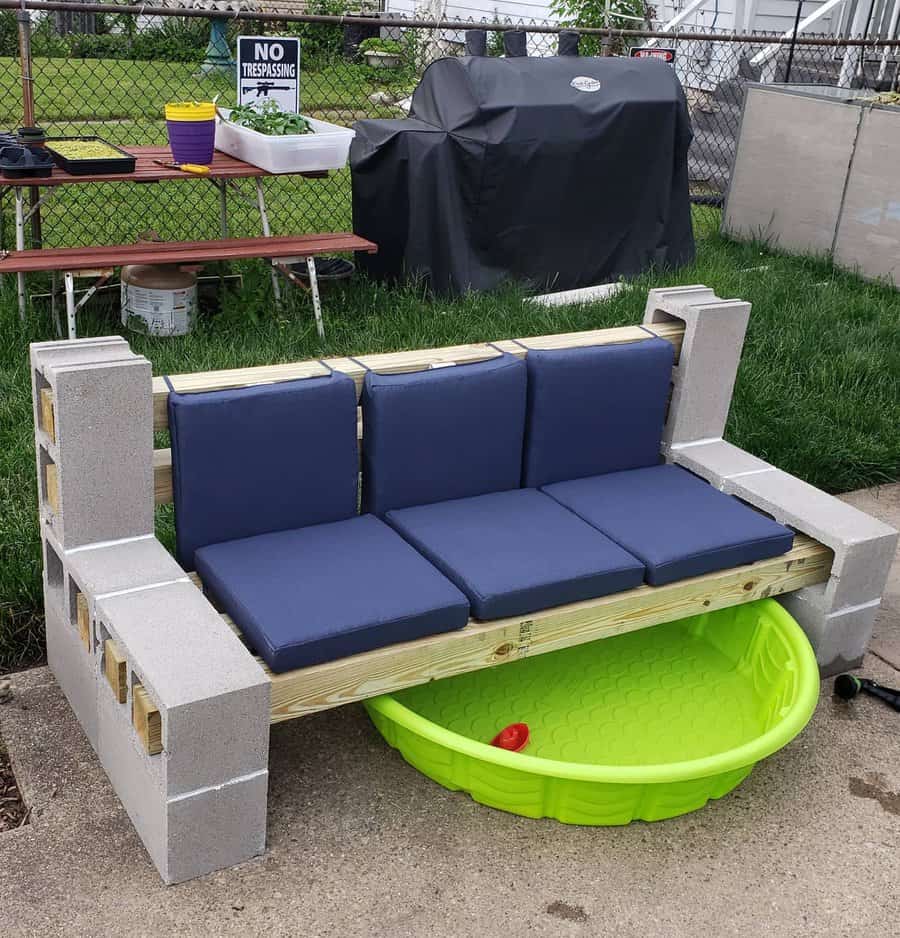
[31,337,271,884]
[645,287,898,673]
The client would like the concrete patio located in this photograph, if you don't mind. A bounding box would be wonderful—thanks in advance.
[1,484,898,938]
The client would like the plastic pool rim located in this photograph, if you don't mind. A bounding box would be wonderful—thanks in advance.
[365,599,820,788]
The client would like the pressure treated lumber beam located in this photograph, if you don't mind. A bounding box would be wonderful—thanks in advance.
[194,535,832,724]
[104,639,127,704]
[45,461,59,514]
[151,321,686,432]
[76,592,90,652]
[40,387,56,443]
[133,684,163,755]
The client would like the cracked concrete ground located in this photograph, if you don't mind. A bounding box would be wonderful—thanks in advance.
[1,485,898,938]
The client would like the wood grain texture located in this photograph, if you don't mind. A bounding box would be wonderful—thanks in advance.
[133,685,162,755]
[194,537,832,723]
[40,387,56,443]
[76,592,90,652]
[45,462,59,514]
[152,321,686,431]
[4,146,327,188]
[104,639,127,704]
[0,232,376,275]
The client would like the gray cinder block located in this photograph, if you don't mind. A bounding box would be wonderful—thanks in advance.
[779,591,880,675]
[663,427,897,673]
[644,286,751,446]
[31,342,153,550]
[96,580,270,798]
[66,535,186,600]
[668,439,772,489]
[722,468,898,608]
[95,662,268,884]
[166,772,268,884]
[93,578,270,883]
[44,589,99,749]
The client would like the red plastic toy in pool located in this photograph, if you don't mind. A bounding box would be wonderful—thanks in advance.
[490,723,530,752]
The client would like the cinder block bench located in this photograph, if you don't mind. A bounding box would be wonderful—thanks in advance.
[31,285,897,884]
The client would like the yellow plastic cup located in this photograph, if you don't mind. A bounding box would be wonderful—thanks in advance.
[164,101,217,122]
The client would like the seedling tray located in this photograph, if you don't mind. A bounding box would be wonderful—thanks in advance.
[366,598,819,825]
[46,137,136,175]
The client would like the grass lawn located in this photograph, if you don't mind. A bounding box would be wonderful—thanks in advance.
[0,56,409,129]
[1,229,898,672]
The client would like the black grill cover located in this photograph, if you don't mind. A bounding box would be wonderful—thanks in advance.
[350,55,695,295]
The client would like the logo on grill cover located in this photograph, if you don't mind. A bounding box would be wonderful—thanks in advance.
[570,76,602,92]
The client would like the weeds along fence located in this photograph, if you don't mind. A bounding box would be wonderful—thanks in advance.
[1,0,899,253]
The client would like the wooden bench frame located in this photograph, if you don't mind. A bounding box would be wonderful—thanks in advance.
[1,232,376,341]
[31,284,896,884]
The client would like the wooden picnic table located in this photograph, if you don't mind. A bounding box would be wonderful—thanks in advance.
[0,145,338,334]
[16,146,327,187]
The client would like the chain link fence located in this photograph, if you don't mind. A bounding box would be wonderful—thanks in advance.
[1,0,898,257]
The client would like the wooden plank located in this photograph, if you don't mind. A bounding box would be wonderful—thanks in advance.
[187,536,831,722]
[104,639,127,704]
[28,146,327,187]
[76,592,90,652]
[133,685,163,755]
[154,449,173,505]
[45,461,59,514]
[40,387,56,443]
[0,233,377,275]
[152,322,687,431]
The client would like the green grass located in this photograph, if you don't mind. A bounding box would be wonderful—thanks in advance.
[1,231,898,672]
[0,55,409,128]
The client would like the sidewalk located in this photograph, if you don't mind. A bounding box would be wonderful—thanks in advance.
[1,486,898,938]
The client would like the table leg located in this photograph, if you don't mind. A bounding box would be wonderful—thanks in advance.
[14,187,26,320]
[50,272,63,338]
[219,180,228,239]
[254,178,282,303]
[64,271,77,340]
[306,256,325,340]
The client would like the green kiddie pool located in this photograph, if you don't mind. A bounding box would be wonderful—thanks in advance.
[365,599,819,824]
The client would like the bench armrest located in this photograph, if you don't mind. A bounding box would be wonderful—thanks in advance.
[670,438,897,672]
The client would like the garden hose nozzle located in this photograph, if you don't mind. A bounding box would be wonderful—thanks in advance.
[834,674,900,713]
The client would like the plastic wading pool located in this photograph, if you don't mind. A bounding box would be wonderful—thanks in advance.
[364,599,819,825]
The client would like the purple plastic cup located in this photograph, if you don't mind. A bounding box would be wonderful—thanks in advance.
[164,102,217,165]
[165,118,215,165]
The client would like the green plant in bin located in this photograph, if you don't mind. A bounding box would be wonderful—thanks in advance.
[358,37,404,55]
[227,100,314,136]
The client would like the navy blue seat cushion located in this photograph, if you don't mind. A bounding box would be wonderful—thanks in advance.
[522,338,674,488]
[386,488,645,620]
[543,464,794,586]
[168,372,359,570]
[195,514,470,673]
[361,352,527,516]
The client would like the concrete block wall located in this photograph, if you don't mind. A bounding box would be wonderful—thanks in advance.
[645,289,899,674]
[31,338,272,884]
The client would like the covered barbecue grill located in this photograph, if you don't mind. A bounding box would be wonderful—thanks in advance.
[350,54,695,296]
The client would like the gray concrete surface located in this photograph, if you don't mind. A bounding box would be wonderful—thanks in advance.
[1,485,899,938]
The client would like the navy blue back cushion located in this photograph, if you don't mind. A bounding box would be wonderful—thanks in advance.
[169,373,359,569]
[522,337,674,488]
[361,352,527,516]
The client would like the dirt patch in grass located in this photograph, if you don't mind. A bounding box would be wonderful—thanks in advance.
[0,731,29,832]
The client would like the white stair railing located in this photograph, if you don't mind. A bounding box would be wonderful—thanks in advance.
[749,0,848,66]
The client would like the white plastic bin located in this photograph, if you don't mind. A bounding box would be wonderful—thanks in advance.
[215,110,355,174]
